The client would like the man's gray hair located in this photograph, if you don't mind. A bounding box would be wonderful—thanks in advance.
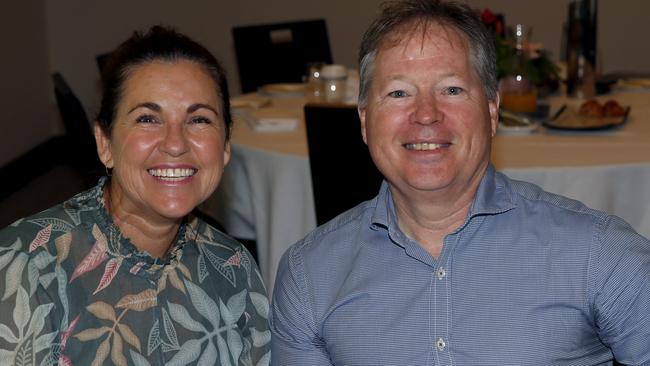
[357,0,497,107]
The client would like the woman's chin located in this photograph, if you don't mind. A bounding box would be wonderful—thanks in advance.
[145,200,197,222]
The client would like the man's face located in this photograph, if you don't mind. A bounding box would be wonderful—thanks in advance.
[359,22,498,200]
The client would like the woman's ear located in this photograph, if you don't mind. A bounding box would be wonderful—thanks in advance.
[94,123,113,168]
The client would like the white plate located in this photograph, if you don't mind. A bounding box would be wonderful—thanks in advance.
[497,122,539,135]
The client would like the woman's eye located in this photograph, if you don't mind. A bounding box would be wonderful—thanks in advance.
[388,90,407,98]
[136,115,157,123]
[445,86,464,96]
[190,116,211,124]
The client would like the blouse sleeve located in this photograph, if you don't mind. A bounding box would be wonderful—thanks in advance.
[240,246,272,365]
[0,221,64,365]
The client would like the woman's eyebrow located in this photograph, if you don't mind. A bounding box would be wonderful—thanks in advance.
[188,103,219,115]
[128,102,160,114]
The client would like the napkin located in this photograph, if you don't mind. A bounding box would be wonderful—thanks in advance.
[250,117,298,132]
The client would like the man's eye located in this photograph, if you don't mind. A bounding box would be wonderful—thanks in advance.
[190,116,212,124]
[136,115,157,123]
[445,86,464,96]
[388,90,407,98]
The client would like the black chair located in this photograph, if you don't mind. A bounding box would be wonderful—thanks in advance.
[233,19,333,93]
[304,104,384,225]
[96,51,113,75]
[51,72,103,181]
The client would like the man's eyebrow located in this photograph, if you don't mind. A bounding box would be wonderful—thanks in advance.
[128,102,160,114]
[188,103,219,115]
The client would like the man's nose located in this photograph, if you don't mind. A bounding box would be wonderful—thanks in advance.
[412,94,442,125]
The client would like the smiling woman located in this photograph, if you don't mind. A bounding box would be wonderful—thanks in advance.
[0,27,270,365]
[94,60,231,257]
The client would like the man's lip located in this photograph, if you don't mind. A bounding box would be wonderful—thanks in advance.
[403,142,452,151]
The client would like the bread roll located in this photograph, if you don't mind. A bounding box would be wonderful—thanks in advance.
[603,100,626,117]
[579,99,603,118]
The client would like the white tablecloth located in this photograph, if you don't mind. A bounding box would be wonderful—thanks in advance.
[205,90,650,291]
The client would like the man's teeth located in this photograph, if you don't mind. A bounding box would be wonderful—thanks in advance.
[405,143,443,151]
[148,168,196,179]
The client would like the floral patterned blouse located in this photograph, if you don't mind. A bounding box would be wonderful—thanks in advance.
[0,178,270,366]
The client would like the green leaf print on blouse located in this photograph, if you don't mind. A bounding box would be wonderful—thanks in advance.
[157,282,265,366]
[0,286,57,366]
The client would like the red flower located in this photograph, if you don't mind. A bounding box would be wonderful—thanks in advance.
[481,9,497,24]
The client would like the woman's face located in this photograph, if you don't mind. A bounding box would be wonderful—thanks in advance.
[95,60,230,223]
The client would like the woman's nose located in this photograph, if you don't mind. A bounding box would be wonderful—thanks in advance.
[159,123,189,156]
[412,94,442,125]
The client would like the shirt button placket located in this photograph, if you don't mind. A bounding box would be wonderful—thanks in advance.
[433,264,451,364]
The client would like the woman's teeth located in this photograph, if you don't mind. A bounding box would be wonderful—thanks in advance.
[404,143,443,151]
[148,168,196,180]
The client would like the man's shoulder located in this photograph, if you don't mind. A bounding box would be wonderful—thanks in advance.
[501,173,609,223]
[288,198,378,262]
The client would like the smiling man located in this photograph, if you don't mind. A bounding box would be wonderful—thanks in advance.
[270,1,650,365]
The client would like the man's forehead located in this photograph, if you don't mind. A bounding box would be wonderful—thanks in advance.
[377,20,469,58]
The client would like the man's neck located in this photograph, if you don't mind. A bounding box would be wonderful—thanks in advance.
[390,174,484,258]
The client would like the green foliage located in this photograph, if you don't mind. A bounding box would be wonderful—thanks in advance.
[495,37,559,88]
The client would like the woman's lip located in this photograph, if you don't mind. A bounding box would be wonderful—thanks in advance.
[147,167,198,179]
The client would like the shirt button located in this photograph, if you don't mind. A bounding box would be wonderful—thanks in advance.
[437,267,446,280]
[436,337,446,351]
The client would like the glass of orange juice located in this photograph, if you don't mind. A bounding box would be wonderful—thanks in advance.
[499,76,537,113]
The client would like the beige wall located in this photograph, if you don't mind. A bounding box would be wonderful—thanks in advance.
[2,0,649,166]
[0,0,53,166]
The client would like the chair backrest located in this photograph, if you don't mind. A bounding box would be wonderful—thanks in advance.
[233,19,333,93]
[51,72,101,173]
[304,104,384,226]
[96,51,112,75]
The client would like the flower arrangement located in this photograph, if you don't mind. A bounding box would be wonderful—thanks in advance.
[481,9,560,96]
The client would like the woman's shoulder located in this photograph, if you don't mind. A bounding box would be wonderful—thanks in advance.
[0,183,103,259]
[188,216,249,252]
[183,216,266,289]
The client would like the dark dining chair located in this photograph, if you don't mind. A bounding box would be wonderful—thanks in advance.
[232,19,333,93]
[51,72,103,180]
[304,104,384,226]
[96,51,113,75]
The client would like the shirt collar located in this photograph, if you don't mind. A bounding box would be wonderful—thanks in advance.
[369,164,517,232]
[469,164,517,217]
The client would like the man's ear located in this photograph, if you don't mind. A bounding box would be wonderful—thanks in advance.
[488,94,500,137]
[94,123,113,168]
[358,106,368,144]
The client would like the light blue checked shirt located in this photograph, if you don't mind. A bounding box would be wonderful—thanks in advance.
[270,165,650,365]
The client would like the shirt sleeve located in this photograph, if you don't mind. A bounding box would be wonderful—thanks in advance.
[270,245,333,366]
[592,215,650,364]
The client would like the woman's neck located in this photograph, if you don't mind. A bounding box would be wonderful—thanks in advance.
[104,185,180,259]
